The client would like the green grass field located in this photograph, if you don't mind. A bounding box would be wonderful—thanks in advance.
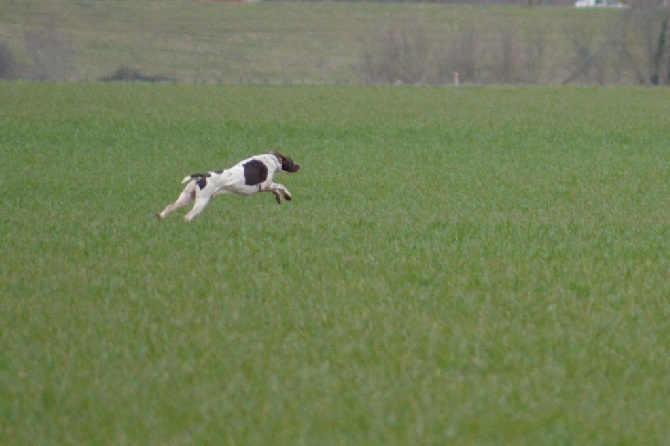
[1,82,670,443]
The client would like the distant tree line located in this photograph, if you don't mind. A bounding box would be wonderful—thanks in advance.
[361,3,670,85]
[266,0,569,5]
[0,20,74,81]
[1,2,668,86]
[0,23,173,84]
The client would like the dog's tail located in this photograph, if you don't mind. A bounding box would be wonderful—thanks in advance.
[181,173,207,184]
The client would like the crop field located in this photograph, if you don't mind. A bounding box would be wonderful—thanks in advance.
[1,82,670,443]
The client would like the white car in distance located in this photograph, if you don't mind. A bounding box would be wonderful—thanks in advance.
[575,0,628,7]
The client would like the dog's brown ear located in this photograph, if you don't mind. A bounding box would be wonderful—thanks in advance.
[273,150,284,160]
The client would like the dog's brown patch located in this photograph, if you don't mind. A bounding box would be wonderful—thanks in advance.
[243,159,268,185]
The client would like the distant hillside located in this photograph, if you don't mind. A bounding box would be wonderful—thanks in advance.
[0,1,666,85]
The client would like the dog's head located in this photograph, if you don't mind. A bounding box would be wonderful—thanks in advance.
[274,151,301,173]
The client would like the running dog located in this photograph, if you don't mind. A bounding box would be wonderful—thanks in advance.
[156,151,301,222]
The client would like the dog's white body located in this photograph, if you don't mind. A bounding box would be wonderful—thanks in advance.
[157,152,300,222]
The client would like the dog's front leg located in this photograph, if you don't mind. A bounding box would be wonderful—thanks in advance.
[261,182,292,204]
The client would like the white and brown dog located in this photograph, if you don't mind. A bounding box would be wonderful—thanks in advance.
[157,151,301,222]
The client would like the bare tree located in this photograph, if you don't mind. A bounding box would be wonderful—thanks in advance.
[0,44,19,79]
[524,26,546,84]
[361,23,432,85]
[562,21,612,85]
[651,13,669,85]
[452,26,478,83]
[24,20,74,81]
[618,0,670,85]
[496,27,519,84]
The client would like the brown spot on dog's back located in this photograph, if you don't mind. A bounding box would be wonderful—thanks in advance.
[243,159,268,186]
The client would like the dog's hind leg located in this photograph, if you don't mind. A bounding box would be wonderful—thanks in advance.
[157,183,196,220]
[184,196,211,222]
